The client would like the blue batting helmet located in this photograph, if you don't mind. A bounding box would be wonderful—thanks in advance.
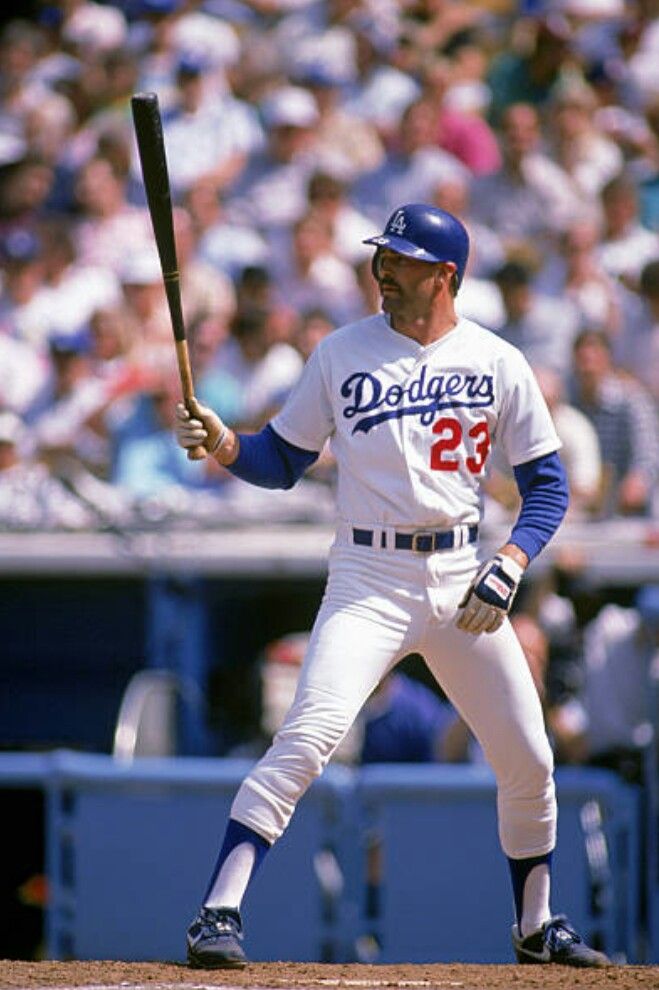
[364,204,470,287]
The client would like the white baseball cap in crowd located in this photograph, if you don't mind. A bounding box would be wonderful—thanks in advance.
[0,411,26,446]
[119,248,162,285]
[558,0,624,15]
[261,86,320,129]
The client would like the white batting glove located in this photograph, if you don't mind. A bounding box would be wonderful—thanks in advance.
[456,553,525,635]
[175,398,226,455]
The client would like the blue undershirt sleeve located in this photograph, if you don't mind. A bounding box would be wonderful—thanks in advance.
[510,451,569,561]
[226,424,319,489]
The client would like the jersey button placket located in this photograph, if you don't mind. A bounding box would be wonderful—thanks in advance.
[399,359,434,590]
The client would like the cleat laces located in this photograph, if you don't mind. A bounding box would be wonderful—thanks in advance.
[544,916,581,953]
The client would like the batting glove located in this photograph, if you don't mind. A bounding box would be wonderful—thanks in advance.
[456,553,525,635]
[175,398,226,456]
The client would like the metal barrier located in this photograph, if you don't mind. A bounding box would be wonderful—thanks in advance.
[0,751,648,963]
[353,764,641,963]
[43,752,353,962]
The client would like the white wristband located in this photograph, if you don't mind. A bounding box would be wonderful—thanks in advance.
[210,424,229,454]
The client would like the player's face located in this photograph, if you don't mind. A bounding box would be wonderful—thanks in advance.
[376,248,448,323]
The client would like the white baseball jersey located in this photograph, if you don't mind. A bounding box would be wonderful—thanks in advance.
[272,313,560,528]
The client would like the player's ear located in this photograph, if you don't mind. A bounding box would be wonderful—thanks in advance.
[371,248,383,281]
[436,262,457,293]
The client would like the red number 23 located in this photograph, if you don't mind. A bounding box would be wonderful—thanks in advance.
[430,417,491,474]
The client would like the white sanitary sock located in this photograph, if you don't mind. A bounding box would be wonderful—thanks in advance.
[203,841,256,911]
[520,862,551,937]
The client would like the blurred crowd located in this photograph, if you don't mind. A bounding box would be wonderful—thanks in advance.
[0,0,658,532]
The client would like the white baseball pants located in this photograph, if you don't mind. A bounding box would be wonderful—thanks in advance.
[231,538,556,859]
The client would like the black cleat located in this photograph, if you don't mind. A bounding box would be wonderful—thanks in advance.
[186,906,247,969]
[512,915,612,967]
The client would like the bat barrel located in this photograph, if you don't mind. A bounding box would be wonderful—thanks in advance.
[131,91,207,460]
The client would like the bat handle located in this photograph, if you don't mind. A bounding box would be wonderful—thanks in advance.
[175,340,207,461]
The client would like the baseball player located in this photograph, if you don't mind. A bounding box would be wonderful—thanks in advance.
[176,204,611,969]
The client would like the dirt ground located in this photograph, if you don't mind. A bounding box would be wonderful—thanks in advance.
[0,960,658,990]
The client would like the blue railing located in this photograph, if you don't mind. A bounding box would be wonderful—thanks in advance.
[0,751,651,964]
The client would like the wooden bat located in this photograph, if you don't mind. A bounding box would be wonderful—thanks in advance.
[130,91,206,460]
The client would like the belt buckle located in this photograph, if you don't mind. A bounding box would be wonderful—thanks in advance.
[411,530,434,553]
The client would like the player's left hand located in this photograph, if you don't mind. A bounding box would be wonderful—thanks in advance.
[456,553,525,634]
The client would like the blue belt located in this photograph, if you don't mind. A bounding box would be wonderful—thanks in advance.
[352,525,478,553]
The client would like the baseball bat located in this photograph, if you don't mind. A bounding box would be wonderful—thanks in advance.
[130,91,206,460]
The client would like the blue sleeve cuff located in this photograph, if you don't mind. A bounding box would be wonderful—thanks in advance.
[227,424,319,489]
[511,451,569,561]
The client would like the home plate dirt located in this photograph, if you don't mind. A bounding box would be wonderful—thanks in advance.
[1,962,658,990]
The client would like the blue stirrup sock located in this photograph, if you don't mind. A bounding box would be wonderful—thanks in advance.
[203,818,272,908]
[507,851,553,935]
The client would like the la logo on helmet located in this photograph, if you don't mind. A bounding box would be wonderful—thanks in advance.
[388,210,407,235]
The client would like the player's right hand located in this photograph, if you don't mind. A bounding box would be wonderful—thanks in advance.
[175,398,226,455]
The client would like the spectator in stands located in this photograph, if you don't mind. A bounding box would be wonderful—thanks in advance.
[0,408,94,530]
[399,0,482,60]
[550,584,659,784]
[116,246,173,364]
[0,19,71,150]
[534,367,603,519]
[77,48,139,146]
[624,2,659,112]
[58,0,127,57]
[86,305,157,448]
[305,169,376,268]
[234,265,274,316]
[635,97,659,233]
[172,206,236,330]
[269,209,364,327]
[36,218,122,345]
[534,218,622,339]
[568,329,659,518]
[614,258,659,401]
[0,227,51,348]
[430,174,506,280]
[188,312,243,427]
[131,0,187,113]
[225,85,322,234]
[72,154,153,274]
[418,55,501,177]
[342,11,420,148]
[427,175,506,329]
[360,670,455,765]
[293,308,334,362]
[546,79,624,203]
[484,365,604,523]
[486,13,574,126]
[469,102,583,263]
[186,176,269,285]
[0,155,56,229]
[351,97,468,224]
[109,369,219,498]
[492,260,581,379]
[23,327,113,477]
[294,62,385,182]
[0,332,46,416]
[596,173,659,289]
[87,305,136,378]
[162,53,256,201]
[214,306,303,431]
